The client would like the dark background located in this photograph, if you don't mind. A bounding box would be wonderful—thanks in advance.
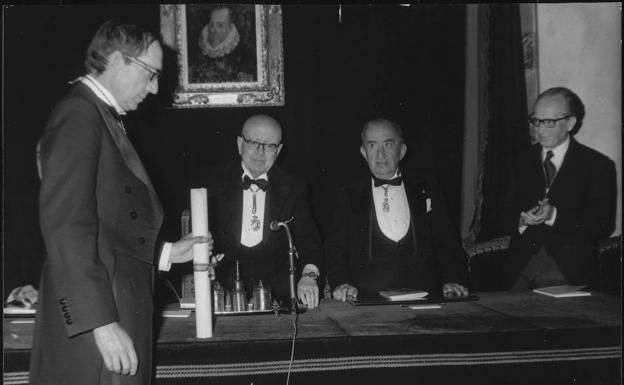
[3,5,465,283]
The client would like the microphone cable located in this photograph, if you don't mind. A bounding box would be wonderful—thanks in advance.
[286,309,299,385]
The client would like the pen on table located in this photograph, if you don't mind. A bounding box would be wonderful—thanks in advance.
[400,303,444,307]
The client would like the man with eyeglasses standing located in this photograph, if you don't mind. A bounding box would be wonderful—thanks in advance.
[504,87,616,291]
[325,118,469,302]
[30,20,211,385]
[199,114,322,310]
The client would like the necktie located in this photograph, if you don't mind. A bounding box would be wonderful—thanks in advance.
[543,150,556,188]
[242,175,268,191]
[373,176,403,187]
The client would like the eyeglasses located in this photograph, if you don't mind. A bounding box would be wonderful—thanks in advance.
[122,53,161,82]
[528,115,574,128]
[240,136,280,153]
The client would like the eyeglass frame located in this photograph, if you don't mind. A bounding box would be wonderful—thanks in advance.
[239,135,281,153]
[121,52,161,82]
[528,114,575,129]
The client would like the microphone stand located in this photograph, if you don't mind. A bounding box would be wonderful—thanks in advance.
[271,218,304,314]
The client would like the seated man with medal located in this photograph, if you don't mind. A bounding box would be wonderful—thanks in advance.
[198,114,322,309]
[325,118,470,302]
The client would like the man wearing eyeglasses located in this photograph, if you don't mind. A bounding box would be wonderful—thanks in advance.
[199,114,322,310]
[504,87,617,291]
[30,20,210,385]
[325,118,469,302]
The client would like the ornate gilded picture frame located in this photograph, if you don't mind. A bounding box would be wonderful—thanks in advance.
[160,4,285,108]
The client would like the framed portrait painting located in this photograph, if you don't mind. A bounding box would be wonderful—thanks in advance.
[160,4,285,108]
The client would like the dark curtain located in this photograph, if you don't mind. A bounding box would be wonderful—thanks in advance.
[474,4,531,242]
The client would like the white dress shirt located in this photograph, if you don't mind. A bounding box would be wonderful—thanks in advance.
[371,170,411,242]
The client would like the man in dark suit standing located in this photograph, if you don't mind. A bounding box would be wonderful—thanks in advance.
[505,87,617,291]
[204,115,322,309]
[325,118,469,301]
[30,20,210,385]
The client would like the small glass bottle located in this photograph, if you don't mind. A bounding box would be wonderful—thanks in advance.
[224,291,232,312]
[213,281,225,312]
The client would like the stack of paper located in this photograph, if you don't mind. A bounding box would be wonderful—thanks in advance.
[379,290,428,301]
[533,285,591,298]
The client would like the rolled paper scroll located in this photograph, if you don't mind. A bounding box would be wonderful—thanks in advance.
[190,188,213,338]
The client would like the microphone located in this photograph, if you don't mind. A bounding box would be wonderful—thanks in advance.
[269,220,284,231]
[269,217,302,314]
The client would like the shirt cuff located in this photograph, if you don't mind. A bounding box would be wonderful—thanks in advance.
[518,225,528,234]
[302,264,320,276]
[158,242,173,272]
[545,207,557,226]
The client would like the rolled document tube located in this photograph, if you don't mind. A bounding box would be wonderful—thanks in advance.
[190,188,213,338]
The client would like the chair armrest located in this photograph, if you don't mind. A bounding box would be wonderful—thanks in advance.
[465,236,511,260]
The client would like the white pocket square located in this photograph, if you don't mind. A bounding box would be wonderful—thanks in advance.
[426,198,432,212]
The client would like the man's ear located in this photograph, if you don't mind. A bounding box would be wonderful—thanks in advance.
[360,146,367,160]
[399,143,407,160]
[566,116,577,132]
[108,50,125,69]
[275,143,283,158]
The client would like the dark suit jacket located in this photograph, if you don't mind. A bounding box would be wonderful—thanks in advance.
[30,82,164,385]
[198,162,322,299]
[505,137,617,288]
[325,173,468,297]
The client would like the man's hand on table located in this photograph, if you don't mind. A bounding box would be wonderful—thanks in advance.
[93,322,138,376]
[6,284,38,307]
[442,283,469,299]
[333,283,358,302]
[297,276,319,309]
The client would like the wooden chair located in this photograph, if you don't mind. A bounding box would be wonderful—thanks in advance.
[465,235,621,295]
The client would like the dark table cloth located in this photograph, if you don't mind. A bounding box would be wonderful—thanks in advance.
[4,291,621,385]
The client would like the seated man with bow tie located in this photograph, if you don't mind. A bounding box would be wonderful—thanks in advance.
[325,118,469,301]
[202,114,322,309]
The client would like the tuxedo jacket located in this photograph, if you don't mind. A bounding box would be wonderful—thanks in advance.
[505,137,617,288]
[199,162,322,299]
[325,173,468,297]
[30,82,163,385]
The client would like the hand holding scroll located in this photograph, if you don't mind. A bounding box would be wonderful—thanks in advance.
[169,233,213,264]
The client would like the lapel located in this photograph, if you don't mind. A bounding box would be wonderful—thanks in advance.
[528,144,547,198]
[222,165,244,243]
[403,174,426,236]
[78,83,159,199]
[264,167,290,244]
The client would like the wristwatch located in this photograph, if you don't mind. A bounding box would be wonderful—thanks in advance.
[302,271,319,281]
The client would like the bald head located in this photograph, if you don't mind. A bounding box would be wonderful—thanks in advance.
[238,115,283,177]
[241,114,282,141]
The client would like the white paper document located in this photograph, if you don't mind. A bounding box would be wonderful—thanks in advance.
[533,285,591,298]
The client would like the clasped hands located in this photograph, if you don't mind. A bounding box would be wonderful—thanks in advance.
[520,199,554,227]
[332,282,469,302]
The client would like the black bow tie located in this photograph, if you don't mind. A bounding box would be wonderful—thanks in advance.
[373,176,403,187]
[242,175,268,191]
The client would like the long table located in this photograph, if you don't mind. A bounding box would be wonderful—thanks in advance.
[4,292,621,385]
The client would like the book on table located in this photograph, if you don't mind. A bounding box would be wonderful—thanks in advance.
[378,289,428,301]
[533,285,591,298]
